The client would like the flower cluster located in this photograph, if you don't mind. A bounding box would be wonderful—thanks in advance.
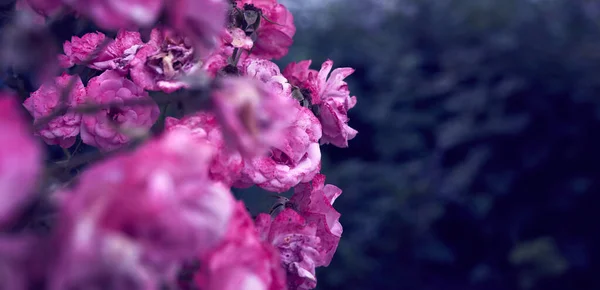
[2,0,357,289]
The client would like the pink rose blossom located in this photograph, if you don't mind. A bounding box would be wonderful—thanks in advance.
[256,209,321,290]
[47,230,156,290]
[60,30,143,72]
[0,94,42,226]
[224,27,254,50]
[195,202,286,290]
[23,73,86,148]
[53,129,236,284]
[241,58,292,99]
[130,28,201,93]
[290,174,342,266]
[235,0,295,60]
[80,70,160,151]
[284,59,358,147]
[211,77,295,158]
[166,0,228,50]
[235,104,322,193]
[65,0,163,30]
[165,112,243,186]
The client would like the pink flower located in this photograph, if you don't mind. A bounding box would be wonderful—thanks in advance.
[242,58,292,99]
[65,0,163,30]
[235,104,322,193]
[211,77,295,158]
[224,27,254,50]
[195,202,286,290]
[80,70,160,151]
[47,230,156,290]
[256,209,321,290]
[0,94,42,227]
[23,73,86,148]
[283,59,358,147]
[0,236,42,290]
[166,0,228,50]
[290,174,342,266]
[54,129,236,283]
[60,30,144,72]
[130,28,201,93]
[235,0,295,60]
[165,112,243,186]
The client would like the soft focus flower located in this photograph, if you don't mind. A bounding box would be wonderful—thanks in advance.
[166,0,228,50]
[60,30,144,72]
[53,129,236,285]
[65,0,163,30]
[283,59,358,147]
[195,202,286,290]
[0,236,42,290]
[130,28,201,93]
[23,73,86,148]
[211,76,295,158]
[290,174,342,266]
[233,0,295,60]
[47,230,156,290]
[0,11,59,86]
[80,70,160,151]
[256,209,321,290]
[235,104,322,193]
[0,94,42,226]
[165,112,243,186]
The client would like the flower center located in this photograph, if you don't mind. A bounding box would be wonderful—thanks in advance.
[270,149,293,166]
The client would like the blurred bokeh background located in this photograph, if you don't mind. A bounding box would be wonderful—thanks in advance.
[275,0,600,289]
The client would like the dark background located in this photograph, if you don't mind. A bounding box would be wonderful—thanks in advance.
[276,0,600,289]
[3,0,600,289]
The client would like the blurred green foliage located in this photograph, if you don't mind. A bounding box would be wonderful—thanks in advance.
[279,0,600,289]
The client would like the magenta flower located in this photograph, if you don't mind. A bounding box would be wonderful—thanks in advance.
[65,0,163,30]
[242,58,292,99]
[47,230,156,290]
[0,94,42,227]
[166,0,228,50]
[0,236,42,290]
[23,73,86,148]
[60,30,144,72]
[54,129,236,284]
[165,112,243,186]
[235,0,295,60]
[195,201,286,290]
[211,76,295,158]
[80,70,160,151]
[256,209,322,290]
[224,27,254,50]
[235,104,322,193]
[284,59,358,147]
[130,28,201,93]
[290,174,342,266]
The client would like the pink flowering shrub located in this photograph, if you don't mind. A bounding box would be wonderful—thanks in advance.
[0,0,357,289]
